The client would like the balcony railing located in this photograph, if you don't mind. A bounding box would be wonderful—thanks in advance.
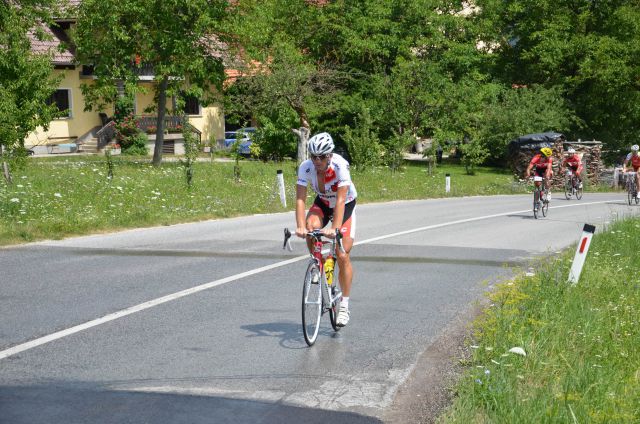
[137,115,201,144]
[133,62,155,78]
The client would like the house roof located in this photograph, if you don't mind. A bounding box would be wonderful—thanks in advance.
[29,24,75,66]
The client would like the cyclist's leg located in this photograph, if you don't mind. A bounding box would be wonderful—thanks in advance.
[336,202,356,297]
[532,168,542,189]
[305,198,331,253]
[335,204,355,326]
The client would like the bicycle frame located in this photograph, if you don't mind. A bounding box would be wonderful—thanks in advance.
[565,170,576,194]
[307,233,341,312]
[532,176,548,218]
[624,171,638,205]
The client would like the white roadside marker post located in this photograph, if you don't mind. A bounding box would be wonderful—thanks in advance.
[276,169,287,208]
[445,173,451,193]
[568,224,596,285]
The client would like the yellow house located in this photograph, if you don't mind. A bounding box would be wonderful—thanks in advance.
[26,7,225,155]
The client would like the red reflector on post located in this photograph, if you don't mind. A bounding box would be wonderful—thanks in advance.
[579,237,588,253]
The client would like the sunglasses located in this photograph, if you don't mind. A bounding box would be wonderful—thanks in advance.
[311,154,330,161]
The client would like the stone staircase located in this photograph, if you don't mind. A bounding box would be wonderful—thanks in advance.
[78,138,99,154]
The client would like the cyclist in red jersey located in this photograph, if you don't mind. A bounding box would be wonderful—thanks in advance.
[561,147,583,188]
[622,144,640,194]
[525,147,554,194]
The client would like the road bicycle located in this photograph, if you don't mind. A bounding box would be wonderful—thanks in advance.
[563,169,583,200]
[624,171,639,206]
[532,176,549,219]
[284,228,344,346]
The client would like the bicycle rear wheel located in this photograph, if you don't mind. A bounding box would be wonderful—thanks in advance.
[302,262,322,346]
[533,190,540,219]
[328,282,342,332]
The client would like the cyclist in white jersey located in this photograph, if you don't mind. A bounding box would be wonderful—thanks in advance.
[296,132,357,327]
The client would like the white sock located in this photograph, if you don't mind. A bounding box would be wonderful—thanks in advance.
[341,297,349,309]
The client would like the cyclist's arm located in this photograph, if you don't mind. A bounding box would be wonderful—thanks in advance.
[622,156,629,172]
[545,158,553,178]
[525,162,534,178]
[295,184,308,238]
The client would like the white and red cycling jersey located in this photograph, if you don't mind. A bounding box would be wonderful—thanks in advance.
[563,154,582,172]
[297,153,357,208]
[625,152,640,171]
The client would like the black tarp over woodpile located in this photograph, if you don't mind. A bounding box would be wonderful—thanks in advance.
[507,132,602,187]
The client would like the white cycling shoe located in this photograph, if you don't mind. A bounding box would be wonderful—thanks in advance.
[336,305,350,327]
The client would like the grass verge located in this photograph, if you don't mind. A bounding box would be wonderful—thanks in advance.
[0,157,527,245]
[440,217,640,423]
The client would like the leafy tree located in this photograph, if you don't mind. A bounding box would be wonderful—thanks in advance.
[0,0,61,183]
[227,0,347,163]
[475,0,640,152]
[74,0,228,165]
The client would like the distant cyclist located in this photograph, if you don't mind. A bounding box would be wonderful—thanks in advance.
[622,144,640,195]
[525,147,554,199]
[295,132,357,327]
[561,147,583,188]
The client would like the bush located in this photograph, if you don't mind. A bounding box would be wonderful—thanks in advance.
[382,132,414,172]
[460,140,490,175]
[343,108,383,170]
[252,125,296,160]
[121,131,148,155]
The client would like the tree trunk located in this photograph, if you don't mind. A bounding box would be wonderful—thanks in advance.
[291,104,310,164]
[152,76,169,166]
[292,127,310,164]
[0,144,12,185]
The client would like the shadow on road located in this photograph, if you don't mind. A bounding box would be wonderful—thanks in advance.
[241,321,340,350]
[0,383,382,424]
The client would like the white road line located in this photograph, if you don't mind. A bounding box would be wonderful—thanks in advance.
[0,199,626,360]
[356,200,622,245]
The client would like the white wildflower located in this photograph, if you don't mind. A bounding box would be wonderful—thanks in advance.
[508,347,527,356]
[54,193,62,198]
[10,198,20,203]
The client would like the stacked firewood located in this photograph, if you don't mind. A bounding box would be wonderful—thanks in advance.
[510,140,603,188]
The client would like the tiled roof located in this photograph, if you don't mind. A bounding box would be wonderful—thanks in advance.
[29,25,74,65]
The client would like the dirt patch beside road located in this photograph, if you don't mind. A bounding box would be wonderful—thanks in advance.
[382,303,483,424]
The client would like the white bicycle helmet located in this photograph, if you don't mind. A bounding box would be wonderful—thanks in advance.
[308,132,335,156]
[632,144,639,152]
[567,147,576,154]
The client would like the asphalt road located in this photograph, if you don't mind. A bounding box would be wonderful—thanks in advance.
[1,193,637,423]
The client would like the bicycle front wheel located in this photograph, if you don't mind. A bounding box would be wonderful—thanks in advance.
[328,283,342,332]
[533,190,540,219]
[575,181,583,200]
[628,188,633,206]
[302,262,322,346]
